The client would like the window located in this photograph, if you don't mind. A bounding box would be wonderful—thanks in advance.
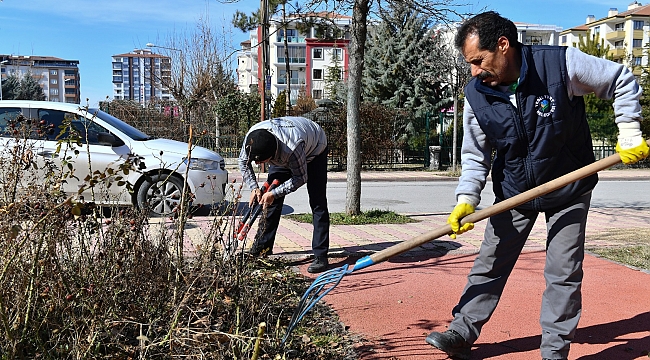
[332,48,342,61]
[50,78,58,85]
[313,48,323,59]
[313,69,323,79]
[278,28,299,42]
[615,22,624,31]
[634,20,644,30]
[312,89,322,99]
[614,40,624,49]
[0,107,21,136]
[525,35,543,45]
[634,56,642,66]
[633,39,643,48]
[594,26,600,34]
[277,46,306,63]
[50,88,59,95]
[50,69,58,76]
[69,117,112,145]
[278,70,301,84]
[561,35,567,44]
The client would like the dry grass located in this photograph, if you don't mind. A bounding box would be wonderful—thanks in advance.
[0,117,362,359]
[586,228,650,270]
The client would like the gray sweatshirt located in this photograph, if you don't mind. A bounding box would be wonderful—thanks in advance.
[457,46,643,207]
[238,116,327,197]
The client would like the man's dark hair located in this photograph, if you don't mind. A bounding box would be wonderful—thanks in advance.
[454,11,520,52]
[245,129,277,162]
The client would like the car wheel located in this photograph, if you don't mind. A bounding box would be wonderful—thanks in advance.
[136,174,186,216]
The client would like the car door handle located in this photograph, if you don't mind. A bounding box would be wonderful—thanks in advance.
[37,151,59,158]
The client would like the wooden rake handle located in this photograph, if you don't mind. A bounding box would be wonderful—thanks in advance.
[368,140,649,265]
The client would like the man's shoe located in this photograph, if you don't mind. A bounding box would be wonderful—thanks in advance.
[425,329,471,360]
[307,256,328,273]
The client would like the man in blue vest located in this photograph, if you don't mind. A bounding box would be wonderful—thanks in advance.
[238,116,330,273]
[425,11,649,360]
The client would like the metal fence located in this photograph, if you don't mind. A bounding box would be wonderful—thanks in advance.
[105,103,648,170]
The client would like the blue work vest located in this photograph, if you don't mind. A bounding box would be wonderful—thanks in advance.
[465,45,597,211]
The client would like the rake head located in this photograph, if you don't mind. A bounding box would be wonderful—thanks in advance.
[281,263,354,344]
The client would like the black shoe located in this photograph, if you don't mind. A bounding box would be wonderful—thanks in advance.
[425,329,471,359]
[307,256,328,273]
[247,242,273,258]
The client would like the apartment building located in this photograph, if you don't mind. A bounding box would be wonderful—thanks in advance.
[560,1,650,74]
[111,49,172,105]
[0,55,80,103]
[236,12,352,104]
[513,22,563,45]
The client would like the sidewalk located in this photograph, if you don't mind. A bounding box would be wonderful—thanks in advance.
[227,167,650,184]
[218,168,650,359]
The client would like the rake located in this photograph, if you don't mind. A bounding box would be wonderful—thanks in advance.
[282,147,640,344]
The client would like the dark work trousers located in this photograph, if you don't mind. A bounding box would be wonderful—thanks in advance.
[253,149,330,258]
[448,192,591,360]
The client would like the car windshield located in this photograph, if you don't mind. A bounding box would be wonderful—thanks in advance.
[86,108,151,141]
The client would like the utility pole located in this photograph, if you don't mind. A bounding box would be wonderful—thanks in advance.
[283,2,292,115]
[260,0,270,121]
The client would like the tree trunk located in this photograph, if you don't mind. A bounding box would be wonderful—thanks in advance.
[283,3,291,115]
[345,0,370,215]
[452,94,458,172]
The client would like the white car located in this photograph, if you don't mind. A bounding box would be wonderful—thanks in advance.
[0,100,228,216]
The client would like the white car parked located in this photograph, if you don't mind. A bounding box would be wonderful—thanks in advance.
[0,100,228,216]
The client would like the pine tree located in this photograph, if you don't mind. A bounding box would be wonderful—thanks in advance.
[272,90,287,118]
[362,4,450,117]
[324,47,345,103]
[1,73,46,101]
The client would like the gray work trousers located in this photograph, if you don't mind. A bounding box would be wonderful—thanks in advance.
[448,192,591,360]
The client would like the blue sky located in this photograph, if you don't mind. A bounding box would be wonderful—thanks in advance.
[0,0,636,107]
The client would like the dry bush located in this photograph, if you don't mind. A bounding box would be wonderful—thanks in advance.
[0,118,358,359]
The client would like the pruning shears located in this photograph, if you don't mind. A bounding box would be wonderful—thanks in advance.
[235,179,281,241]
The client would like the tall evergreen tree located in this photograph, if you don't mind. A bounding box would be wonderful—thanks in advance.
[324,47,346,103]
[362,4,450,117]
[1,73,45,101]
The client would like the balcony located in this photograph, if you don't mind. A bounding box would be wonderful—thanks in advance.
[277,77,306,85]
[606,30,626,41]
[276,57,306,65]
[608,48,627,58]
[276,36,306,44]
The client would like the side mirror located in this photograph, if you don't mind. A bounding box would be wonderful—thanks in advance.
[97,132,125,147]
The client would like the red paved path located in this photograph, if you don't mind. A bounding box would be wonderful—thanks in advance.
[299,252,650,359]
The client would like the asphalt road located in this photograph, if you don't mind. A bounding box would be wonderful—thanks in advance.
[274,179,650,215]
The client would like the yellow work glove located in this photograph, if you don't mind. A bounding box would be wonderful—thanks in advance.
[447,203,475,239]
[616,122,649,164]
[616,141,649,164]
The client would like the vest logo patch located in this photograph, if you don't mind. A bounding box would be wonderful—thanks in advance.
[535,95,556,117]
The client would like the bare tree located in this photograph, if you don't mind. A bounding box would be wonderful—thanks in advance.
[437,25,471,172]
[152,15,237,150]
[304,0,468,215]
[228,0,468,215]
